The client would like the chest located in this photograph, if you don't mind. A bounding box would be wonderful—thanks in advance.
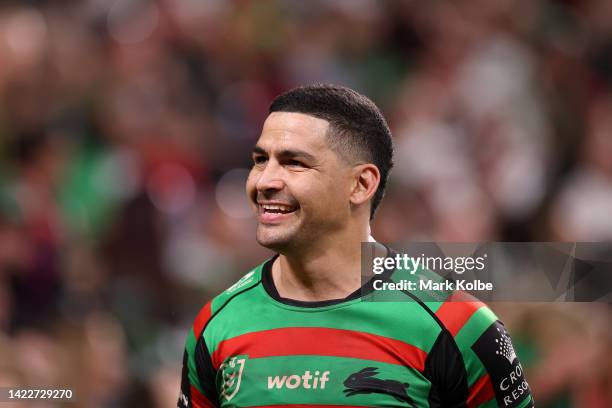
[213,328,434,407]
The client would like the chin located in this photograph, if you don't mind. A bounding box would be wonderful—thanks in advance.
[256,228,297,252]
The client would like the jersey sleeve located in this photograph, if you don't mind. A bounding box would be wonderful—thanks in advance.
[433,296,535,408]
[178,268,263,407]
[178,303,219,408]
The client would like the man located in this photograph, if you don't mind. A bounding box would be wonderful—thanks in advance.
[178,84,534,407]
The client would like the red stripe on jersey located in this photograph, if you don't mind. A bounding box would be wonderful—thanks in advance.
[467,374,495,408]
[190,385,215,408]
[435,291,485,337]
[193,302,212,338]
[211,327,427,371]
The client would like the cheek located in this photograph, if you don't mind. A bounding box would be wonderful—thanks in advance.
[245,170,257,193]
[299,177,348,210]
[326,177,353,213]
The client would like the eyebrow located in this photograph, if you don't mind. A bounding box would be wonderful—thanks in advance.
[252,146,316,162]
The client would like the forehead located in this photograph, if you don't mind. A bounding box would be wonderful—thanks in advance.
[256,112,330,152]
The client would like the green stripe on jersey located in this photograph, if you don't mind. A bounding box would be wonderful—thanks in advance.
[217,355,430,408]
[204,284,442,358]
[454,306,498,386]
[210,266,263,315]
[479,399,499,408]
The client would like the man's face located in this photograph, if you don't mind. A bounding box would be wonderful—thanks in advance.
[246,112,354,251]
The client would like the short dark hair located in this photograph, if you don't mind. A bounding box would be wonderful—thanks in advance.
[269,84,394,219]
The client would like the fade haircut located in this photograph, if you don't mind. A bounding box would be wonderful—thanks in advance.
[269,84,394,219]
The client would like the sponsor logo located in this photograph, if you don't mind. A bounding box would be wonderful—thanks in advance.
[472,321,531,407]
[219,356,247,402]
[343,367,416,407]
[495,326,517,364]
[227,271,255,293]
[267,370,330,390]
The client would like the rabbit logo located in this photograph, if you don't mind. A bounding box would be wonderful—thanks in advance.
[343,367,416,407]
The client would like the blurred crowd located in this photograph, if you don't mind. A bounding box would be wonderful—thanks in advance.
[0,0,611,406]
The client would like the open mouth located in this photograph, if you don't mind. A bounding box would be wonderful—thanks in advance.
[260,203,299,215]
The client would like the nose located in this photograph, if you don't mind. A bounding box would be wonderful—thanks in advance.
[255,160,284,193]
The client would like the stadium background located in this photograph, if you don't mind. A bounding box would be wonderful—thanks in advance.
[0,0,611,406]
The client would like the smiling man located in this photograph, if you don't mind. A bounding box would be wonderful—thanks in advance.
[178,85,534,408]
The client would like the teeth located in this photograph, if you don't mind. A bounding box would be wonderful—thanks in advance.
[261,204,295,212]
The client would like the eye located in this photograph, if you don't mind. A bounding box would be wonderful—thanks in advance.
[252,155,267,165]
[286,159,305,168]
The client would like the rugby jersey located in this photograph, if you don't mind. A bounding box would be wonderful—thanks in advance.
[178,255,534,408]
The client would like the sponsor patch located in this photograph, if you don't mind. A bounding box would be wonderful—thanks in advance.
[219,355,248,402]
[472,321,531,407]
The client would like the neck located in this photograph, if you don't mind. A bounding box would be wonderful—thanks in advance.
[271,224,374,302]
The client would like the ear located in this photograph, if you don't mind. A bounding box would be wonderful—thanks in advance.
[349,164,380,208]
[359,367,378,376]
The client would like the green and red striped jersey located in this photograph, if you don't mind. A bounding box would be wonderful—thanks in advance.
[178,255,534,408]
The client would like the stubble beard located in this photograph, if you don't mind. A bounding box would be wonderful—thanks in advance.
[255,219,320,255]
[256,223,299,252]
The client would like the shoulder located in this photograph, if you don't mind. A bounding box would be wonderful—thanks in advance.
[385,265,497,337]
[389,264,498,338]
[432,292,497,339]
[430,293,534,407]
[191,260,267,339]
[427,291,503,360]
